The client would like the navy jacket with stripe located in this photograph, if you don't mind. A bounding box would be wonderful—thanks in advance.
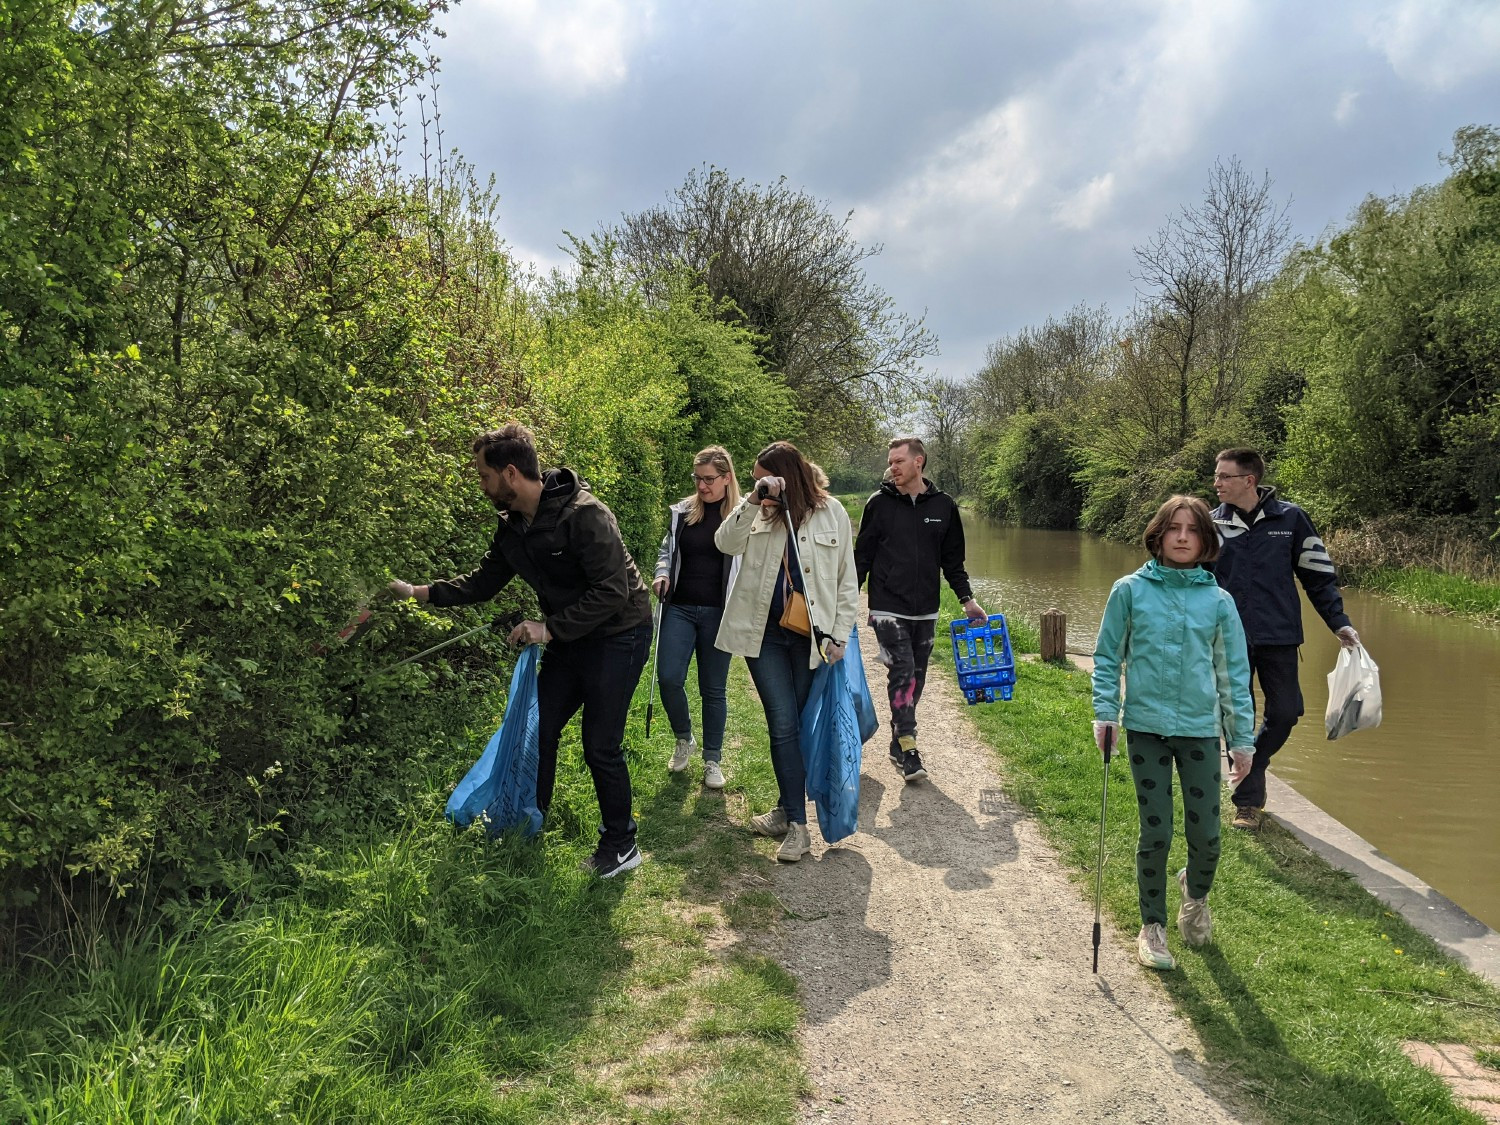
[1210,487,1351,647]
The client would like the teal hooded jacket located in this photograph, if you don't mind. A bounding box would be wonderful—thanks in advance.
[1092,560,1255,750]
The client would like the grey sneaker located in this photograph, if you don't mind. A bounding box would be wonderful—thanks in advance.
[1177,869,1213,947]
[750,807,789,837]
[1136,922,1176,970]
[669,737,695,773]
[703,760,725,789]
[776,822,812,863]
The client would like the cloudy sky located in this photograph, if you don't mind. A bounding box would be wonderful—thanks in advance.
[424,0,1500,381]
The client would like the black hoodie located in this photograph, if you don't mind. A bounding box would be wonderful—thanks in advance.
[854,479,974,618]
[428,467,652,642]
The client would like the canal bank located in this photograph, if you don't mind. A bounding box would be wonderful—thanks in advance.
[959,516,1500,932]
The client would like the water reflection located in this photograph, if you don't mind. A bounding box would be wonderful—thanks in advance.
[962,516,1500,930]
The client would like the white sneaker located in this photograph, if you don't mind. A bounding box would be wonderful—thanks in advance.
[1177,868,1213,947]
[668,737,695,772]
[776,822,812,863]
[750,807,788,837]
[1136,923,1176,970]
[703,760,725,789]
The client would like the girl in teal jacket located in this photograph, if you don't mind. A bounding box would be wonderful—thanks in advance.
[1092,495,1255,970]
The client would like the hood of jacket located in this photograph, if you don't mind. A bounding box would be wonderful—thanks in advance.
[877,477,942,503]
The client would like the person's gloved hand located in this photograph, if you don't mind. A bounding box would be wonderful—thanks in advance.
[962,598,987,622]
[1227,748,1254,788]
[508,620,549,647]
[753,475,785,506]
[652,577,669,599]
[387,579,416,601]
[1336,625,1360,649]
[822,638,846,664]
[1093,720,1120,757]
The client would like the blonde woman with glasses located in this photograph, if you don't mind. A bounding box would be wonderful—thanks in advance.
[652,446,742,788]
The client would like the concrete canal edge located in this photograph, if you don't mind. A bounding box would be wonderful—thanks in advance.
[1055,652,1500,988]
[1265,772,1500,988]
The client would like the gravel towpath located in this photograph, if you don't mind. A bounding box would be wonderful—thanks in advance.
[755,620,1246,1125]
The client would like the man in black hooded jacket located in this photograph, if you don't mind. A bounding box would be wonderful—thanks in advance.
[389,423,654,877]
[854,437,986,782]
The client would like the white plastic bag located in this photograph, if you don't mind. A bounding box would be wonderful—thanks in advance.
[1325,643,1382,741]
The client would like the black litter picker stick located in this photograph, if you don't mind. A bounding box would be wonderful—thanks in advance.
[367,610,524,678]
[1092,724,1115,973]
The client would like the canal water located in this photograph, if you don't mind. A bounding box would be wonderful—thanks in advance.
[962,519,1500,931]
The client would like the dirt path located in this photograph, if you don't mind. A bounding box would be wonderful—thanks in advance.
[757,624,1245,1124]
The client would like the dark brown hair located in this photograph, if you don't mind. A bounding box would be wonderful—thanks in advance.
[889,436,927,469]
[1215,447,1266,486]
[472,423,541,481]
[754,441,829,529]
[1143,494,1219,565]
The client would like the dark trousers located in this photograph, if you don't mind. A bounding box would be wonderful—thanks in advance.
[1234,643,1303,811]
[1126,731,1222,926]
[745,623,814,825]
[870,615,936,746]
[536,619,652,851]
[656,602,731,761]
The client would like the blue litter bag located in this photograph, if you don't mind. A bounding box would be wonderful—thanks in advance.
[800,629,875,844]
[445,644,543,837]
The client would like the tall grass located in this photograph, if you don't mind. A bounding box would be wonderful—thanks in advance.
[0,663,807,1124]
[1328,515,1500,608]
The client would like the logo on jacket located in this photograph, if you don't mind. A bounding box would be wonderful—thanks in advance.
[924,517,943,524]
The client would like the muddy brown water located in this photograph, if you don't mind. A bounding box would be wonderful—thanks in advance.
[961,518,1500,932]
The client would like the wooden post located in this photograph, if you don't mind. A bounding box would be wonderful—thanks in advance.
[1041,608,1067,663]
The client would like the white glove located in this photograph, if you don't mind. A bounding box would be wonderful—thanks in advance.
[387,579,416,601]
[753,475,785,501]
[1227,748,1253,789]
[1336,625,1360,649]
[1093,721,1120,757]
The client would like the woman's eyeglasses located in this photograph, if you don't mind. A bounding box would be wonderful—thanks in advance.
[693,473,724,485]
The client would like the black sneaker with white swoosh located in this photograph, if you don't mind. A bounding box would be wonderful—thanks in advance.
[582,843,644,879]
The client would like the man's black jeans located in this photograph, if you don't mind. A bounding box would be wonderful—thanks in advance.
[1235,643,1303,811]
[536,618,652,851]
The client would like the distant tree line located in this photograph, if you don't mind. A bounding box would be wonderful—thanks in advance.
[939,135,1500,552]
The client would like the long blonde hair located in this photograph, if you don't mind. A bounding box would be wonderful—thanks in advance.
[683,445,741,525]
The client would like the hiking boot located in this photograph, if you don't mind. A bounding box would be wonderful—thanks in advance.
[750,807,789,837]
[1231,805,1264,832]
[669,737,695,773]
[581,843,644,879]
[901,749,927,783]
[1177,868,1213,947]
[1136,923,1176,970]
[776,822,812,863]
[703,760,725,790]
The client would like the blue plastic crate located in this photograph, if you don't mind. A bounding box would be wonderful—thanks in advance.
[950,614,1016,704]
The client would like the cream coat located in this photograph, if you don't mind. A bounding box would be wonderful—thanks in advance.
[713,495,860,668]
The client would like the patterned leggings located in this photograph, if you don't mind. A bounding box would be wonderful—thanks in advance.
[1125,730,1222,927]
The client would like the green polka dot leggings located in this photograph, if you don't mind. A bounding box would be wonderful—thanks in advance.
[1125,730,1222,927]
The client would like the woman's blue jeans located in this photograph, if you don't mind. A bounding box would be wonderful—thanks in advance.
[656,602,731,761]
[745,622,814,824]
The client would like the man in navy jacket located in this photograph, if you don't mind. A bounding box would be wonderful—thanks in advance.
[855,437,986,782]
[1211,448,1360,831]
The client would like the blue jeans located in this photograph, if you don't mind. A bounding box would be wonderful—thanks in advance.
[745,623,814,824]
[657,603,731,761]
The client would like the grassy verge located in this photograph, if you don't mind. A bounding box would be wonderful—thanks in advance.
[932,587,1500,1124]
[0,662,807,1124]
[1356,566,1500,623]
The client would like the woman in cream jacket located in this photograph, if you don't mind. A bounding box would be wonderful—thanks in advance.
[714,441,860,862]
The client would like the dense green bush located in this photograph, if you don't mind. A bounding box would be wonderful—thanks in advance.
[978,412,1084,528]
[0,0,792,914]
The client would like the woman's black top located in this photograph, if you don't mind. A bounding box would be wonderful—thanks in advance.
[672,505,725,608]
